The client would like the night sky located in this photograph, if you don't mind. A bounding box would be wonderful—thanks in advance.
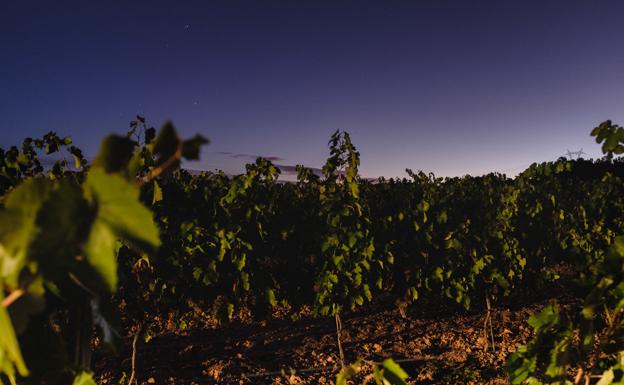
[1,1,624,178]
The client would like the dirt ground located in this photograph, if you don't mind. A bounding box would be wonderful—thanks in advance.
[95,285,576,385]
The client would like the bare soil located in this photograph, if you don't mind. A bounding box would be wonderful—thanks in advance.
[95,286,577,385]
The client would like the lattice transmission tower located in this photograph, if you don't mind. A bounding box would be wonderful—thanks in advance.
[564,148,587,160]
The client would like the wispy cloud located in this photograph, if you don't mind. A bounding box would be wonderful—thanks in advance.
[275,164,323,176]
[274,164,377,181]
[214,151,285,162]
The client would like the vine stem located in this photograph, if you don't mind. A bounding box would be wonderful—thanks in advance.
[483,294,489,351]
[1,289,24,308]
[127,324,142,385]
[482,294,495,352]
[139,145,182,187]
[335,312,345,368]
[573,367,585,385]
[486,294,495,352]
[73,301,93,370]
[598,310,622,356]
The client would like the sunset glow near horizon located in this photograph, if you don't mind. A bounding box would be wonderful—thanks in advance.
[2,1,624,179]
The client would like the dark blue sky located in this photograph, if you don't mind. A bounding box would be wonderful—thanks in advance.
[1,1,623,178]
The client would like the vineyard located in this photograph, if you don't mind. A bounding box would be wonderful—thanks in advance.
[1,118,624,384]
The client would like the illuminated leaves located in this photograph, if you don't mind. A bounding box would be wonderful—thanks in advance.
[0,121,205,385]
[336,359,409,385]
[592,120,624,157]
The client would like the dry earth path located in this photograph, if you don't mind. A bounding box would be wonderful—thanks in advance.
[95,288,576,385]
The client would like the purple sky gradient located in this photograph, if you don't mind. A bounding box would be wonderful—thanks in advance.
[1,1,623,178]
